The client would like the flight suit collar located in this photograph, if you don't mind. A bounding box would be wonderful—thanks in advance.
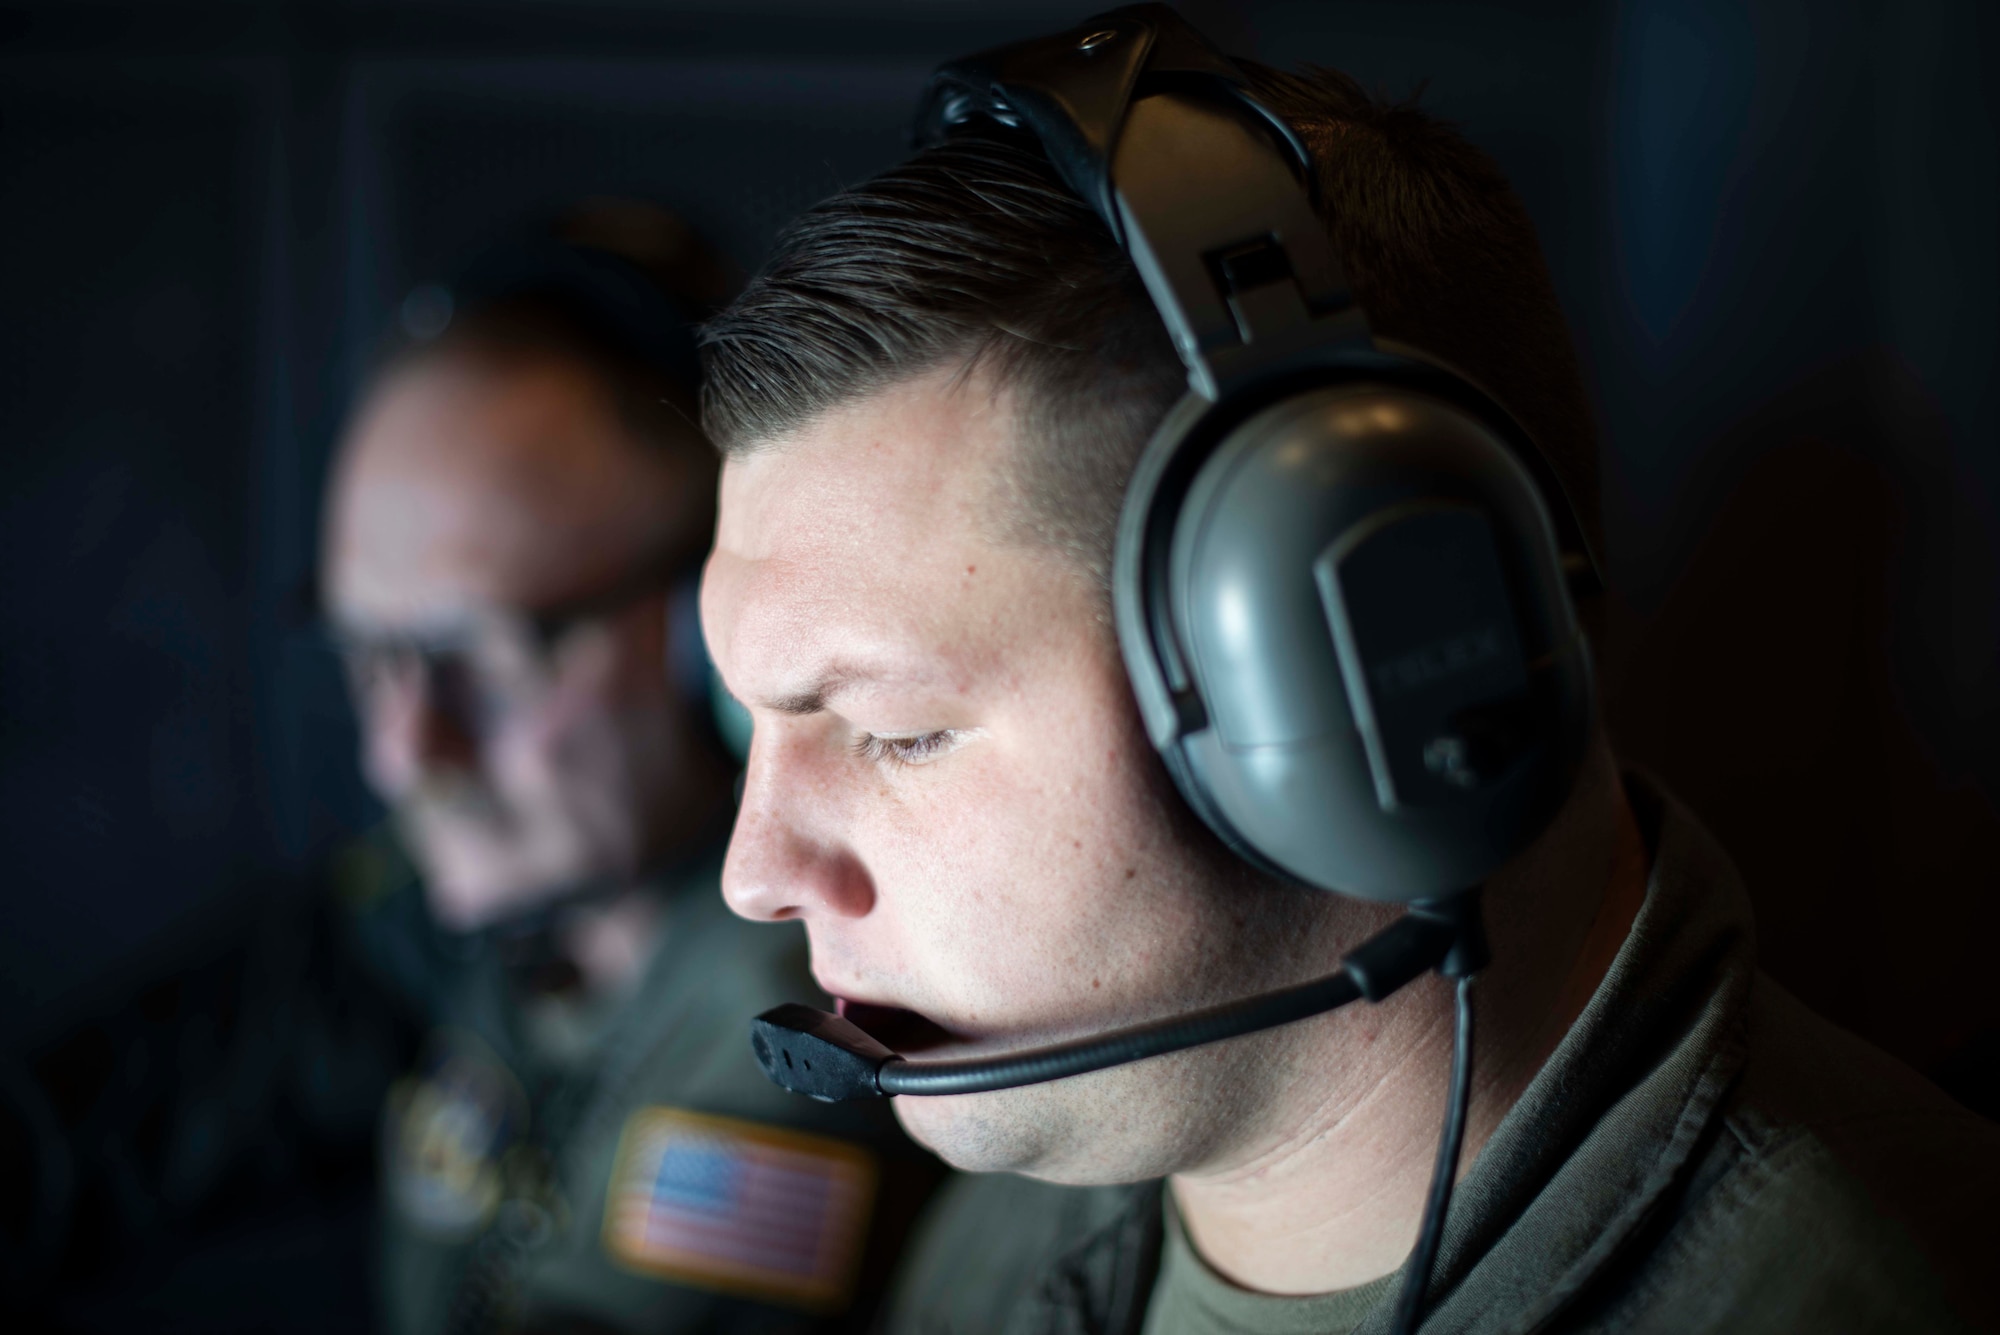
[1376,773,1755,1335]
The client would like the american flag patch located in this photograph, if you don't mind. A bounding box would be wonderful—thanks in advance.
[601,1106,878,1311]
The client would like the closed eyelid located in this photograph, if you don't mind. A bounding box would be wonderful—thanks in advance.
[850,727,980,767]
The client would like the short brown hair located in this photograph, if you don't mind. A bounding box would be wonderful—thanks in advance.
[701,64,1600,588]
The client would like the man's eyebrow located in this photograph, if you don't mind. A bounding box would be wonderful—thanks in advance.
[758,662,927,717]
[765,687,831,716]
[759,668,861,716]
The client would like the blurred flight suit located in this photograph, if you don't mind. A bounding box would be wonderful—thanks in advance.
[350,833,938,1335]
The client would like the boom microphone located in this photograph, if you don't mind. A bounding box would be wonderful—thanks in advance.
[749,894,1485,1102]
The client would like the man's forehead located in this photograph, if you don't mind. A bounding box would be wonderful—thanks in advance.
[327,354,680,624]
[716,369,1010,563]
[707,369,1037,695]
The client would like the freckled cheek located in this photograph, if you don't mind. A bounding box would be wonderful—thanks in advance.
[993,744,1208,1007]
[864,755,1160,1014]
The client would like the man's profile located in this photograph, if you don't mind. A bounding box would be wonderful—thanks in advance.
[695,16,1999,1335]
[319,201,933,1334]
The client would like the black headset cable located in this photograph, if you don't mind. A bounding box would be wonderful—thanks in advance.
[1390,971,1478,1335]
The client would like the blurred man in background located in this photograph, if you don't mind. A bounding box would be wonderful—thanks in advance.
[319,201,934,1335]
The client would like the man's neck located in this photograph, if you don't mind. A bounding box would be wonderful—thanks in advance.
[1169,744,1648,1296]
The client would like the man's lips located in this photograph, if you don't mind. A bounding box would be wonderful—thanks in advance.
[833,997,959,1055]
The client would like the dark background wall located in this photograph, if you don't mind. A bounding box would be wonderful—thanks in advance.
[2,0,1994,1168]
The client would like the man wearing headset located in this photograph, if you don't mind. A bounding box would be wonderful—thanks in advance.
[320,202,935,1335]
[695,16,1999,1335]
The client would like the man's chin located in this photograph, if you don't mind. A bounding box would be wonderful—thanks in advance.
[882,1052,1177,1186]
[889,1082,1057,1173]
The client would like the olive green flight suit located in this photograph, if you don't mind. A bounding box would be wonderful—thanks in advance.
[367,849,939,1335]
[885,775,2000,1335]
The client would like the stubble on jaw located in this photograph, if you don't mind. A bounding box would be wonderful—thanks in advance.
[889,838,1371,1187]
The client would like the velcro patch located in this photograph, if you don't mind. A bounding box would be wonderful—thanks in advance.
[602,1107,877,1312]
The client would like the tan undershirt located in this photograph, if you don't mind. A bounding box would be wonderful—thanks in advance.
[1142,1188,1399,1335]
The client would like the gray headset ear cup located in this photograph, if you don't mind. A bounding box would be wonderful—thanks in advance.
[1118,376,1593,903]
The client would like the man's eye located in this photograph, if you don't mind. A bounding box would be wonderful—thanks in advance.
[850,730,964,767]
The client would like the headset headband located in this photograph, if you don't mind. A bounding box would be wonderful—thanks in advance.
[915,5,1364,402]
[915,3,1601,591]
[913,9,1307,233]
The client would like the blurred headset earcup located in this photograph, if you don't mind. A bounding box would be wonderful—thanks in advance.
[709,674,753,766]
[666,575,710,703]
[668,573,751,764]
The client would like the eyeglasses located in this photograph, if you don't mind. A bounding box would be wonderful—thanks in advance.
[325,548,694,738]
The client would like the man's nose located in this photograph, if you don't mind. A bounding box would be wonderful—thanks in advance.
[722,730,875,924]
[361,661,479,798]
